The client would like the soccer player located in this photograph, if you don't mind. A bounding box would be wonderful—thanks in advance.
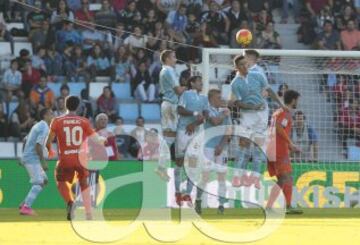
[47,96,106,220]
[244,49,266,79]
[19,108,54,216]
[266,90,303,214]
[195,89,232,215]
[175,76,208,206]
[231,55,286,189]
[156,50,187,181]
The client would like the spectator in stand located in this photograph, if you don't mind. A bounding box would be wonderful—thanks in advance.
[94,113,120,161]
[78,89,93,119]
[142,8,159,34]
[132,61,156,102]
[156,0,180,18]
[27,0,49,31]
[51,0,75,30]
[0,104,8,139]
[54,96,67,117]
[340,5,358,29]
[86,44,111,76]
[305,0,331,17]
[22,60,41,98]
[166,4,188,43]
[113,46,132,83]
[112,23,127,51]
[64,45,89,82]
[10,100,35,139]
[247,0,268,16]
[316,20,341,50]
[44,47,64,76]
[16,49,31,72]
[55,21,82,52]
[316,4,334,31]
[257,21,281,49]
[30,75,55,109]
[0,22,14,53]
[226,0,248,36]
[31,46,47,72]
[113,116,130,158]
[29,20,54,53]
[123,26,148,53]
[97,86,118,122]
[59,84,70,99]
[118,0,141,31]
[193,22,218,47]
[1,59,22,99]
[114,116,126,135]
[112,0,128,14]
[66,0,82,11]
[129,116,148,158]
[138,128,160,161]
[297,13,317,45]
[200,1,230,44]
[75,0,94,22]
[81,22,106,54]
[338,99,360,156]
[95,0,117,29]
[341,20,360,50]
[291,111,319,162]
[253,8,273,34]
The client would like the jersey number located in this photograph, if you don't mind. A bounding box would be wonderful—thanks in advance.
[64,126,83,146]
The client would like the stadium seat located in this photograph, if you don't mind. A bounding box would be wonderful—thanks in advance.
[112,83,132,99]
[141,103,160,121]
[68,82,86,96]
[89,3,102,11]
[95,76,111,83]
[89,82,108,99]
[6,22,25,31]
[14,42,33,56]
[47,83,62,97]
[348,146,360,161]
[0,142,15,158]
[0,42,12,56]
[7,102,19,119]
[119,103,139,122]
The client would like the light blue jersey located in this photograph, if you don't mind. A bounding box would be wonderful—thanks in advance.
[159,65,180,104]
[22,121,49,165]
[249,64,267,80]
[204,106,231,149]
[177,90,208,131]
[231,71,269,109]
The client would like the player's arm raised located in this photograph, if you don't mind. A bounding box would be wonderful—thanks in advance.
[266,87,287,110]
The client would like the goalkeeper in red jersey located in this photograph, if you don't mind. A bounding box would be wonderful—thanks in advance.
[266,90,303,214]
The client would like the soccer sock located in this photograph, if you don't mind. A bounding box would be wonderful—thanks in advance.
[282,181,293,207]
[24,185,43,207]
[196,181,206,201]
[234,147,250,177]
[266,184,282,209]
[251,146,264,175]
[158,137,174,169]
[185,167,197,195]
[174,166,182,193]
[80,182,92,215]
[57,181,73,204]
[218,181,227,205]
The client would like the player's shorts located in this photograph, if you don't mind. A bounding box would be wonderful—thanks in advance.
[202,147,228,173]
[236,107,269,140]
[24,163,48,185]
[161,101,178,132]
[55,161,89,182]
[175,130,203,159]
[267,155,292,177]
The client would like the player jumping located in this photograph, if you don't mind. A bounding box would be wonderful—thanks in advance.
[266,90,303,214]
[156,50,187,181]
[19,108,54,216]
[47,96,106,220]
[195,89,232,215]
[231,54,286,189]
[175,76,208,206]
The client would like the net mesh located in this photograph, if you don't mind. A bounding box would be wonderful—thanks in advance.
[202,51,360,169]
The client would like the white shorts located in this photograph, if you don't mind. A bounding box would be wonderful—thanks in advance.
[175,130,203,159]
[236,107,269,140]
[202,147,228,173]
[161,101,178,132]
[24,164,48,185]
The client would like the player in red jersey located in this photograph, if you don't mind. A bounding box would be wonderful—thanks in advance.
[47,96,106,220]
[266,90,303,214]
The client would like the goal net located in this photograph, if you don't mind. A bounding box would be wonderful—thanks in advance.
[194,49,360,207]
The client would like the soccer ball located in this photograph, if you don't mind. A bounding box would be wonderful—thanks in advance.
[236,29,253,46]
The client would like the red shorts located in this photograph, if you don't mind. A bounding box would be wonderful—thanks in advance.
[267,155,292,177]
[55,161,89,182]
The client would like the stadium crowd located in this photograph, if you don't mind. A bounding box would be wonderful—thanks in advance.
[0,0,359,159]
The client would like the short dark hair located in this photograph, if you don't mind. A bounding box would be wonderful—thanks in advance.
[39,108,50,120]
[19,49,30,57]
[188,75,201,89]
[284,90,300,105]
[10,59,17,65]
[294,110,305,119]
[65,96,80,111]
[233,55,245,66]
[60,84,69,91]
[245,49,260,58]
[160,49,175,64]
[323,20,333,27]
